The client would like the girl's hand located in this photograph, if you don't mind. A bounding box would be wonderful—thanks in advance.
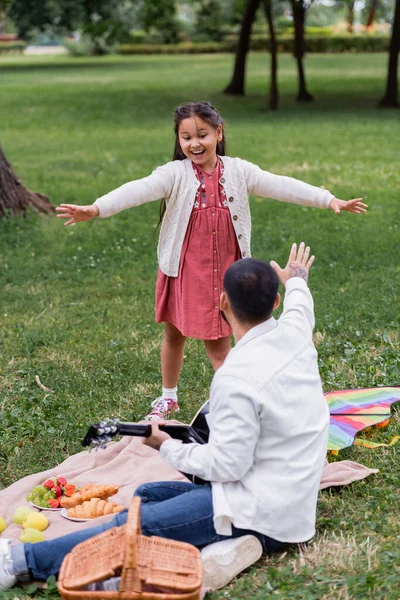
[329,197,368,215]
[56,203,99,226]
[142,420,172,451]
[270,242,315,285]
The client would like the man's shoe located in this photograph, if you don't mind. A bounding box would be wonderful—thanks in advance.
[144,397,180,420]
[201,535,263,591]
[0,539,17,591]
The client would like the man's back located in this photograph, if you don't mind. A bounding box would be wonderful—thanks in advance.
[210,277,329,542]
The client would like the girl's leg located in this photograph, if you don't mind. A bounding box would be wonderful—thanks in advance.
[161,322,187,388]
[203,336,231,371]
[147,323,186,419]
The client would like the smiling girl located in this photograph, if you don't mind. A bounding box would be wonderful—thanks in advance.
[57,101,367,419]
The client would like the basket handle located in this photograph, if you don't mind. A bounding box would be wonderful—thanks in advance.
[119,496,142,594]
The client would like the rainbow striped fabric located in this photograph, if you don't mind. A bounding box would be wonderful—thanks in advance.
[326,386,400,451]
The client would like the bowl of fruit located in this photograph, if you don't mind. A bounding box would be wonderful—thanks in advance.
[27,477,77,510]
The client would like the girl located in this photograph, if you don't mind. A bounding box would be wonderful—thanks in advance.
[57,101,367,419]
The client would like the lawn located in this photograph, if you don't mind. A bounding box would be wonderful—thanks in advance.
[0,52,399,599]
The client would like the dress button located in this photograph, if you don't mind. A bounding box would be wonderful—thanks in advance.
[229,197,234,202]
[220,178,225,183]
[214,287,217,291]
[214,250,216,253]
[213,231,216,235]
[233,215,238,221]
[215,305,218,309]
[238,234,242,239]
[214,269,217,272]
[211,213,215,216]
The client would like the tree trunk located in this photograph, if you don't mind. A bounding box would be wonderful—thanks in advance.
[290,0,314,102]
[224,0,261,95]
[378,0,400,108]
[347,1,355,34]
[366,0,379,30]
[262,0,278,110]
[0,7,6,35]
[0,143,54,217]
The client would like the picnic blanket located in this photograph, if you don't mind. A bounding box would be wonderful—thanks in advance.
[0,435,378,544]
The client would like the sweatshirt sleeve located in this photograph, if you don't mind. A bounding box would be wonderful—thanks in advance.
[279,277,315,335]
[94,162,175,218]
[242,160,334,209]
[160,375,260,483]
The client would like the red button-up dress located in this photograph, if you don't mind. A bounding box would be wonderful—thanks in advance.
[156,158,241,340]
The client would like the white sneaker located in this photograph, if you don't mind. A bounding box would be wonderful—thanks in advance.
[0,539,17,591]
[201,535,263,591]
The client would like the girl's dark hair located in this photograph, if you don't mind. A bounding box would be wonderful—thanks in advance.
[158,101,227,227]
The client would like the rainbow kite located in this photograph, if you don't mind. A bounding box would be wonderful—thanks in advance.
[326,386,400,451]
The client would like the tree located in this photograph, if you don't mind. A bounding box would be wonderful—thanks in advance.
[262,0,278,109]
[0,143,54,217]
[224,0,261,95]
[139,0,180,43]
[193,0,224,42]
[366,0,379,29]
[289,0,314,102]
[379,0,400,107]
[9,0,134,51]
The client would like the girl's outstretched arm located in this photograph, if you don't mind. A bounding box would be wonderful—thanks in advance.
[56,203,99,226]
[329,197,368,215]
[243,159,368,214]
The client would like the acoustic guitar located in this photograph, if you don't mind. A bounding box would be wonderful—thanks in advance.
[82,401,211,484]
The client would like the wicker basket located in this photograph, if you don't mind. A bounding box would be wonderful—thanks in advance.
[58,496,202,600]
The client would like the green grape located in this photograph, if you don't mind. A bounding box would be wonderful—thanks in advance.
[33,486,44,494]
[27,493,34,502]
[43,492,51,501]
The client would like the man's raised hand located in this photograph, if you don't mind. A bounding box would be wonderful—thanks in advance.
[270,242,315,285]
[56,203,99,226]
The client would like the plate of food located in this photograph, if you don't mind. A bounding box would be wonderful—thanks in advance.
[61,497,126,523]
[26,477,78,510]
[29,501,62,512]
[60,508,89,522]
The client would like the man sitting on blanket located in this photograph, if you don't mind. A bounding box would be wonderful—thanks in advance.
[0,242,329,592]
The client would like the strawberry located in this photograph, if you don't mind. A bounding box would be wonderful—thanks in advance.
[57,477,67,486]
[43,479,55,489]
[64,484,76,497]
[48,498,60,509]
[53,485,62,497]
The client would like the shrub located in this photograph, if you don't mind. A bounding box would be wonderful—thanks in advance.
[118,35,389,55]
[64,37,94,57]
[0,41,26,54]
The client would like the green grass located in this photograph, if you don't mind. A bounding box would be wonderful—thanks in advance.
[0,53,399,599]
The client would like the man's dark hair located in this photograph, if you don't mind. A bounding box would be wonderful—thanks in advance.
[223,258,279,324]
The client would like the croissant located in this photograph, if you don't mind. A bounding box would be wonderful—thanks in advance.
[67,497,125,519]
[60,484,119,509]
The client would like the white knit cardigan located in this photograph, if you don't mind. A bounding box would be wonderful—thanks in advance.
[95,156,334,277]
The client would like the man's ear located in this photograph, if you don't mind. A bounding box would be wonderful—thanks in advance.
[273,292,281,311]
[220,290,229,312]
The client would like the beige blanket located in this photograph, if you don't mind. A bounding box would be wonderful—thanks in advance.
[0,436,378,544]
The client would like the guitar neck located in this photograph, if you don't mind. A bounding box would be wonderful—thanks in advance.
[118,422,206,445]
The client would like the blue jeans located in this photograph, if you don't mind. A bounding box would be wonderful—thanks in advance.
[14,481,285,581]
